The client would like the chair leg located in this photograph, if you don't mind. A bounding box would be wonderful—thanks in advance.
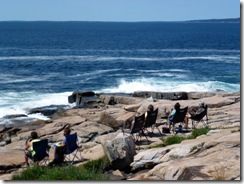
[171,124,176,134]
[192,120,195,129]
[137,130,149,143]
[152,124,163,135]
[156,126,163,135]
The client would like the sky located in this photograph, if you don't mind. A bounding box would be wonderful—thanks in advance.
[0,0,241,22]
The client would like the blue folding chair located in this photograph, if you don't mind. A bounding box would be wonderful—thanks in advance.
[30,139,50,166]
[64,132,83,164]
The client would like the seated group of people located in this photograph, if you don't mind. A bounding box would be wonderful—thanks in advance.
[24,127,72,167]
[145,102,190,131]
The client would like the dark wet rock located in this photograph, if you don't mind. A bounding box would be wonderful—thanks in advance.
[99,94,143,105]
[3,114,28,119]
[68,91,95,103]
[132,91,188,100]
[28,105,70,117]
[68,91,104,108]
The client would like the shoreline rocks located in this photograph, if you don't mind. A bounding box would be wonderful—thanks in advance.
[0,91,240,180]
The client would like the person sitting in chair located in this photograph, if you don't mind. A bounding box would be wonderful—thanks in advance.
[168,102,189,130]
[145,104,154,120]
[49,127,71,166]
[108,96,116,105]
[24,131,40,166]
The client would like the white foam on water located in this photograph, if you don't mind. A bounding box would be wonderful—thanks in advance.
[98,78,240,94]
[0,91,73,119]
[0,54,239,63]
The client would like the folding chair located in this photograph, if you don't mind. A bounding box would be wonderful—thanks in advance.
[64,132,83,165]
[122,113,149,143]
[171,106,188,134]
[144,108,162,135]
[190,105,208,128]
[29,139,50,166]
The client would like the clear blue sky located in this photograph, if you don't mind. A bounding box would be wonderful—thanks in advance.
[0,0,240,21]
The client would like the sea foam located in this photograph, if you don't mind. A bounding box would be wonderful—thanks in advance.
[98,78,240,94]
[0,91,74,119]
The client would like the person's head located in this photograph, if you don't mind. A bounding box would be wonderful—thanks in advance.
[30,131,38,140]
[174,102,180,110]
[63,127,71,136]
[148,104,154,112]
[199,102,205,108]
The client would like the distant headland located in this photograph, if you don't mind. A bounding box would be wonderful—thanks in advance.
[185,17,240,23]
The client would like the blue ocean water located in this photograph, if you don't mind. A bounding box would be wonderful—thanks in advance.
[0,21,240,122]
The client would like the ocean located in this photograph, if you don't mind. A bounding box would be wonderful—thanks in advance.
[0,21,240,124]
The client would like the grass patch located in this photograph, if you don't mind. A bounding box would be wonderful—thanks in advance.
[12,156,111,180]
[189,127,211,139]
[161,135,187,146]
[160,127,211,146]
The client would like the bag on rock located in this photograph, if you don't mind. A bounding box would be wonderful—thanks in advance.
[162,127,170,134]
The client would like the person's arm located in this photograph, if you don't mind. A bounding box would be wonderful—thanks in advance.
[168,109,173,118]
[62,137,68,148]
[25,140,31,150]
[168,109,176,118]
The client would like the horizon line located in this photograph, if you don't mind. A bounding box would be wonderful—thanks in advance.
[0,17,240,23]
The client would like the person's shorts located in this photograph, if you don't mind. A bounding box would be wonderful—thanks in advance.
[25,150,33,159]
[168,118,173,124]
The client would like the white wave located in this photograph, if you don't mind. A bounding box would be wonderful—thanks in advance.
[0,72,65,84]
[0,47,239,53]
[98,78,240,94]
[0,77,44,84]
[0,91,74,119]
[136,49,240,53]
[0,54,239,63]
[0,55,95,61]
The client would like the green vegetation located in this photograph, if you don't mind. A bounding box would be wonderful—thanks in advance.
[162,135,187,145]
[190,146,198,153]
[12,156,111,180]
[189,127,211,139]
[160,127,211,146]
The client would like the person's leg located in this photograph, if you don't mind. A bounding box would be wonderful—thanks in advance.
[184,116,189,129]
[49,148,59,166]
[54,146,65,164]
[25,154,29,166]
[168,118,173,129]
[25,151,32,166]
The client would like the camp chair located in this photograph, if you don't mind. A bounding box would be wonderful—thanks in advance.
[63,132,83,165]
[29,139,50,166]
[143,108,162,135]
[122,113,149,143]
[171,106,188,134]
[190,104,208,128]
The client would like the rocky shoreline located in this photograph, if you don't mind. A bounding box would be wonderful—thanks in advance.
[0,91,240,180]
